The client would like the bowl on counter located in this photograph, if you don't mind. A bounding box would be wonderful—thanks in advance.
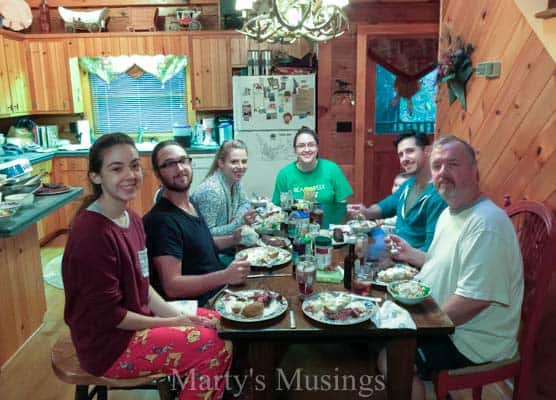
[5,193,34,207]
[0,201,20,220]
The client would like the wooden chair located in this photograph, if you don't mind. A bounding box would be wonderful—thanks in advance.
[51,334,174,400]
[432,200,556,399]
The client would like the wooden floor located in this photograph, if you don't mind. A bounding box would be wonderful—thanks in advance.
[0,234,513,400]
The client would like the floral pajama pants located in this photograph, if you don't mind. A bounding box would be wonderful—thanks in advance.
[103,308,232,400]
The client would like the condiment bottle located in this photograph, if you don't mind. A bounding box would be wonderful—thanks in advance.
[314,236,332,270]
[39,0,51,33]
[310,202,324,226]
[343,243,355,290]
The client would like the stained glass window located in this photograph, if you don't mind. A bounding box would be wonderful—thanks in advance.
[374,64,437,135]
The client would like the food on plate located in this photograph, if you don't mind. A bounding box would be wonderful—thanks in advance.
[377,265,419,283]
[236,246,290,266]
[303,293,372,322]
[225,290,284,319]
[392,280,429,298]
[241,302,265,318]
[260,235,289,248]
[332,228,344,243]
[347,219,377,234]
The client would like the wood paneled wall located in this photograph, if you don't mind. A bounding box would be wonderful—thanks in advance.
[437,1,556,399]
[317,1,440,194]
[436,0,556,210]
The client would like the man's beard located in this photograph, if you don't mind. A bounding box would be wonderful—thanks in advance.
[160,173,192,193]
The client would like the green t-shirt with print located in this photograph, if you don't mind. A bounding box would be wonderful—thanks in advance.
[272,158,353,227]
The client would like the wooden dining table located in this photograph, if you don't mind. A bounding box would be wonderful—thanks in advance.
[215,247,454,400]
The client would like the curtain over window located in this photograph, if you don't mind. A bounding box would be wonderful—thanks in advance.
[83,55,189,135]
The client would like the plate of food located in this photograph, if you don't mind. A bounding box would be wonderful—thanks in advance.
[302,291,377,326]
[35,183,71,196]
[347,219,377,234]
[373,264,419,287]
[214,290,288,322]
[257,235,291,249]
[236,246,291,268]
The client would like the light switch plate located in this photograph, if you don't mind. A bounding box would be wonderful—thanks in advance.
[476,62,501,79]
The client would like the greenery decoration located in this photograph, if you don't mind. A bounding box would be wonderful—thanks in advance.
[437,32,474,110]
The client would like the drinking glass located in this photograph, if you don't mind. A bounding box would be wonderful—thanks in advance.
[280,190,293,211]
[296,255,317,299]
[352,261,374,296]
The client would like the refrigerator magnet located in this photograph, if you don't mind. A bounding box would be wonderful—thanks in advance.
[283,113,292,125]
[242,104,252,121]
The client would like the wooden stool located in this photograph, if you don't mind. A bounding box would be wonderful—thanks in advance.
[51,334,173,400]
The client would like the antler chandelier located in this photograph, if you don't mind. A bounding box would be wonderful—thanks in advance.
[235,0,349,44]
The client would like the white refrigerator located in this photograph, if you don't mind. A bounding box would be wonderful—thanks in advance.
[233,74,316,198]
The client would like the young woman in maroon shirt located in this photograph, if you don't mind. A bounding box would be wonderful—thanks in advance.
[62,133,231,399]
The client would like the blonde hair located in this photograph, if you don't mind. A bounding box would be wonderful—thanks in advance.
[206,140,248,178]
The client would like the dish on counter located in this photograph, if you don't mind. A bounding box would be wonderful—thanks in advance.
[214,290,288,322]
[302,291,377,326]
[373,264,419,287]
[35,183,71,196]
[236,246,291,268]
[0,201,20,218]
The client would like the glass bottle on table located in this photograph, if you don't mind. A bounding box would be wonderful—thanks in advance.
[343,243,355,290]
[310,202,324,226]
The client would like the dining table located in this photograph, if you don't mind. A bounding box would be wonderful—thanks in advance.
[214,246,454,400]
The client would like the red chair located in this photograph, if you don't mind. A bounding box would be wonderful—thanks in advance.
[432,200,556,399]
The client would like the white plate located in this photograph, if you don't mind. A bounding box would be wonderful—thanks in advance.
[373,264,419,287]
[302,291,377,326]
[214,290,288,322]
[236,246,291,268]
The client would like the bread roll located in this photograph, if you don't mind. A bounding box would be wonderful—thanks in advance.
[241,302,264,318]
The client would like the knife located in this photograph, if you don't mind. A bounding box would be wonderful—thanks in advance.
[247,273,292,279]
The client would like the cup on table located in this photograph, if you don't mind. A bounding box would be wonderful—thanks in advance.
[280,191,293,211]
[296,255,317,299]
[352,261,374,296]
[354,234,369,262]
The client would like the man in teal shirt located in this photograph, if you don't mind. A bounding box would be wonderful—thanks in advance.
[357,133,446,251]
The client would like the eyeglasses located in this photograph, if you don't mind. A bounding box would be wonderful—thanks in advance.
[295,142,317,150]
[158,156,193,170]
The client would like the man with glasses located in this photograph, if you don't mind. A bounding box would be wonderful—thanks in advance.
[143,140,250,306]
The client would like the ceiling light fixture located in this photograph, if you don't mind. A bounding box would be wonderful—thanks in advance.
[236,0,350,44]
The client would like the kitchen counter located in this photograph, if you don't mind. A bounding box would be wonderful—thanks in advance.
[2,144,218,165]
[0,186,83,367]
[0,187,83,237]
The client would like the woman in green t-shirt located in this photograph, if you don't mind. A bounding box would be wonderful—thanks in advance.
[272,127,353,227]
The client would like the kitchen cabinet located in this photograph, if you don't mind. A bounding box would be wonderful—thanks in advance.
[27,40,83,114]
[53,157,89,229]
[0,36,31,117]
[32,159,61,243]
[190,36,232,110]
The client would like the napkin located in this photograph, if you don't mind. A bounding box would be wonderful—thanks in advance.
[371,300,416,329]
[316,266,344,283]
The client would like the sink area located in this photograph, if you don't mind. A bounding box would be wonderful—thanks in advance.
[135,142,157,151]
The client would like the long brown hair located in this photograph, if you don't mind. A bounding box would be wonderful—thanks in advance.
[75,133,137,217]
[206,140,248,178]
